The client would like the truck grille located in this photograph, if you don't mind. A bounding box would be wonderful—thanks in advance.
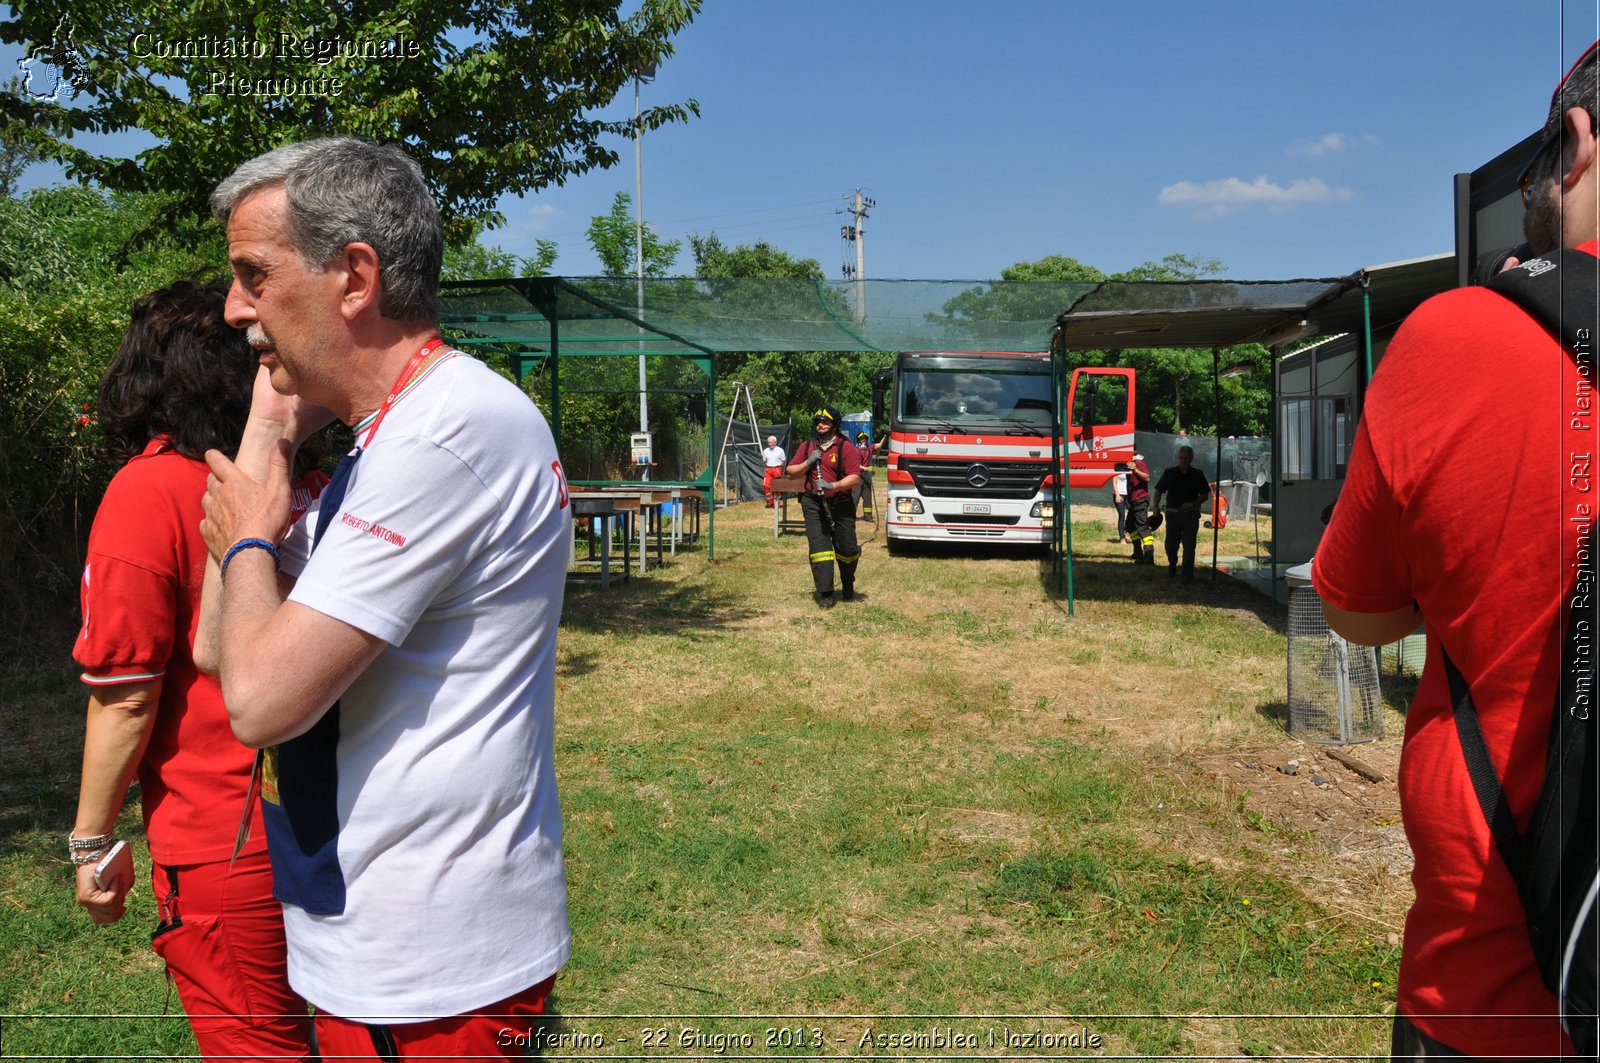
[899,458,1050,500]
[931,513,1021,526]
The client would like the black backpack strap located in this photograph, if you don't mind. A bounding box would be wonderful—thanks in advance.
[1471,249,1600,1043]
[1485,247,1600,356]
[1484,247,1600,890]
[1442,644,1525,870]
[1477,244,1598,896]
[1522,660,1599,941]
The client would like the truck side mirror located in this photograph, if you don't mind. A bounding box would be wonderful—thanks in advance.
[1080,377,1100,430]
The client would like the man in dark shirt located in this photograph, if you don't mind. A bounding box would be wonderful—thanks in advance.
[1152,446,1210,583]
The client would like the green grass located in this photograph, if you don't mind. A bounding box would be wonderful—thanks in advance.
[0,501,1404,1059]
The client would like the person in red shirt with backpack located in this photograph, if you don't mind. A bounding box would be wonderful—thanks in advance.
[1315,42,1600,1059]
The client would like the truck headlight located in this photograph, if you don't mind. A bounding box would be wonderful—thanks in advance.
[895,498,924,515]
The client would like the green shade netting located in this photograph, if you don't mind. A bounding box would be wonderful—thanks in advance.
[440,275,1347,356]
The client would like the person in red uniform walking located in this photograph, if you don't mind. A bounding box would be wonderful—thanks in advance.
[1124,452,1153,564]
[785,406,861,608]
[854,430,875,517]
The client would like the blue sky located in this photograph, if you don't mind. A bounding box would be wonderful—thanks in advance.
[494,0,1597,281]
[9,2,1600,282]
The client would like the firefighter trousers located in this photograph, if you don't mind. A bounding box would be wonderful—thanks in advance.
[1126,497,1154,562]
[799,492,859,595]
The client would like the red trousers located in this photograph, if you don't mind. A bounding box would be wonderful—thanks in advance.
[313,975,556,1061]
[150,849,312,1059]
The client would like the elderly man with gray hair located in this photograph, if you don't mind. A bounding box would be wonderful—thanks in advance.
[761,433,787,506]
[198,137,572,1058]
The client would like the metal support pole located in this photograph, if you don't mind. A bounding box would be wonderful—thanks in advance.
[1360,272,1374,386]
[1051,330,1075,614]
[846,190,871,325]
[550,315,560,450]
[1050,334,1064,594]
[634,76,650,480]
[1212,346,1221,581]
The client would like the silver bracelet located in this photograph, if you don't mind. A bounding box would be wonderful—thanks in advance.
[70,844,114,866]
[68,830,114,852]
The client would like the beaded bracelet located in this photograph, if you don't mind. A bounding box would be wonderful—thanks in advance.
[220,537,280,581]
[68,830,113,851]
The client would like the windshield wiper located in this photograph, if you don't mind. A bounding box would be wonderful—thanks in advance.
[993,416,1050,435]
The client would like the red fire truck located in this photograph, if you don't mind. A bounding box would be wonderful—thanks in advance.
[872,351,1135,548]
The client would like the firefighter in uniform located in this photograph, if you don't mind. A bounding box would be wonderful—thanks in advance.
[1125,452,1155,564]
[786,406,862,608]
[853,430,875,519]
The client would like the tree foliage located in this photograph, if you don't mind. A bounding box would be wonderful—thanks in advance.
[689,234,824,281]
[0,0,701,233]
[442,219,557,281]
[586,191,679,278]
[690,233,889,431]
[0,79,41,197]
[0,185,227,650]
[1109,254,1270,436]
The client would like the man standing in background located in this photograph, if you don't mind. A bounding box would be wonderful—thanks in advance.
[762,434,786,507]
[1151,446,1210,583]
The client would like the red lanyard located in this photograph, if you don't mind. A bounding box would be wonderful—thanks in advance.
[359,337,446,449]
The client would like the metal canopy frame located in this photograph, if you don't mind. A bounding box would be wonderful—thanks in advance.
[439,275,722,557]
[1049,273,1358,612]
[1047,256,1456,613]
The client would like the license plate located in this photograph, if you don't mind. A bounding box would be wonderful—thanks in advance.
[962,503,991,515]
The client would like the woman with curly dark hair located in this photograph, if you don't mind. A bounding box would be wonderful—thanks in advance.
[69,281,313,1059]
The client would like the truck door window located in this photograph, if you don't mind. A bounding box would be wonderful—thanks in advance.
[1073,374,1128,427]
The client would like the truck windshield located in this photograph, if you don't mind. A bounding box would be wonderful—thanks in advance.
[897,365,1053,432]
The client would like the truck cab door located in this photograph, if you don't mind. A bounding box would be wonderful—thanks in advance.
[1065,368,1136,469]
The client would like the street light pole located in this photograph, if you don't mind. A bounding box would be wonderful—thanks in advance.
[634,74,649,480]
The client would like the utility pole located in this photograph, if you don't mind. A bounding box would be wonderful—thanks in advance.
[840,189,874,325]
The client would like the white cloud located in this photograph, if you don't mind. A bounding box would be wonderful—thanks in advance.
[502,204,562,238]
[1287,132,1379,157]
[1157,176,1356,219]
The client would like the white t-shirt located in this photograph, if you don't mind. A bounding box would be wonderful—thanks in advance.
[762,444,786,468]
[279,352,572,1019]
